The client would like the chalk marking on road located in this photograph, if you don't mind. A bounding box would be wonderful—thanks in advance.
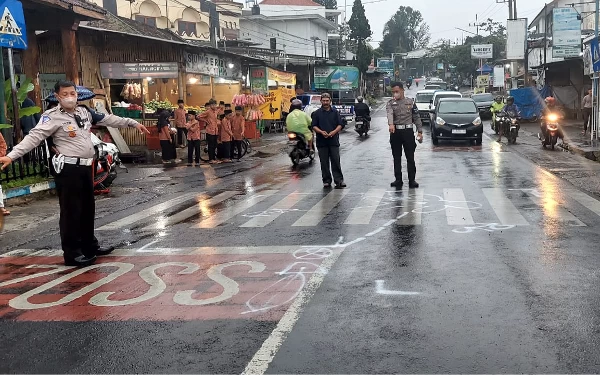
[135,240,161,252]
[144,191,238,230]
[241,191,307,227]
[567,189,600,218]
[452,223,516,234]
[375,280,420,296]
[97,192,200,231]
[443,188,475,225]
[365,227,386,237]
[523,190,587,227]
[344,188,386,225]
[194,190,278,229]
[292,189,349,227]
[482,188,530,226]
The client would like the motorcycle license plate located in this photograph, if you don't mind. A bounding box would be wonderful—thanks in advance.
[452,129,467,134]
[355,121,363,125]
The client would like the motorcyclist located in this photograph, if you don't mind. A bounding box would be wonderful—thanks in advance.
[498,96,520,142]
[540,96,564,139]
[354,96,371,121]
[490,96,504,133]
[286,98,314,150]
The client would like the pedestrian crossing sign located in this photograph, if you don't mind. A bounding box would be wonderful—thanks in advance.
[0,0,27,49]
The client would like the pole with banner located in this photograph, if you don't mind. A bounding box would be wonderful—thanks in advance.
[0,0,28,143]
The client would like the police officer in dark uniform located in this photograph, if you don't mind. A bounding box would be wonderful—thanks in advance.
[387,82,423,188]
[0,80,150,267]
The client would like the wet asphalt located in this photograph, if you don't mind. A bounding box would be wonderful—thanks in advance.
[2,86,600,373]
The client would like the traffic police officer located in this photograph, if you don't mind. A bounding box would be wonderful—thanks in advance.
[0,80,150,267]
[387,81,423,188]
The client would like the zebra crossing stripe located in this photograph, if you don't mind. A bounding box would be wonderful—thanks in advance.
[524,190,586,227]
[568,189,600,218]
[483,188,529,226]
[97,192,200,231]
[240,191,307,228]
[292,189,349,227]
[143,191,238,230]
[193,190,278,229]
[443,188,475,225]
[344,188,386,225]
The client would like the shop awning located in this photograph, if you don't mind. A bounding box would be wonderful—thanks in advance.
[79,12,189,45]
[186,40,265,66]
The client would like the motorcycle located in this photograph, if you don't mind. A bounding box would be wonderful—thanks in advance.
[354,116,370,136]
[497,110,520,144]
[406,81,412,89]
[92,133,126,193]
[287,132,314,166]
[540,113,562,150]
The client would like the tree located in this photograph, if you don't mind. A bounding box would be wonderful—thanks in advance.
[313,0,337,9]
[348,0,371,42]
[379,6,430,55]
[355,41,373,76]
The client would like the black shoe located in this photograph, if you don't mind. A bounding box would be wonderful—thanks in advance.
[64,255,97,267]
[391,180,403,188]
[95,246,115,256]
[409,181,420,188]
[323,182,332,188]
[335,182,347,189]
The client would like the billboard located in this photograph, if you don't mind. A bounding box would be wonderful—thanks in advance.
[506,19,527,60]
[493,66,505,87]
[436,63,444,70]
[314,66,360,89]
[552,7,581,58]
[471,44,493,59]
[377,59,394,75]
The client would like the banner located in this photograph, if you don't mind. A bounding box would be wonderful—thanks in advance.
[477,75,489,88]
[281,87,295,113]
[250,67,268,94]
[506,19,527,60]
[267,68,296,86]
[553,7,581,58]
[493,66,505,87]
[376,59,394,76]
[314,66,359,90]
[471,44,493,59]
[259,89,282,120]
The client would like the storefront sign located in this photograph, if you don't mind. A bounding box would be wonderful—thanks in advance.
[477,75,489,87]
[185,51,241,79]
[267,68,296,86]
[314,66,359,90]
[553,7,581,59]
[259,89,282,120]
[250,67,268,94]
[471,44,493,59]
[281,87,295,113]
[100,62,179,79]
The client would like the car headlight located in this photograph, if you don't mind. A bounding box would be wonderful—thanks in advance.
[472,117,482,126]
[511,119,517,124]
[436,117,446,126]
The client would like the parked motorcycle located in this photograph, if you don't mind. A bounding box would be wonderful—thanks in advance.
[92,133,126,193]
[539,113,562,150]
[497,110,520,144]
[354,116,370,137]
[287,132,314,166]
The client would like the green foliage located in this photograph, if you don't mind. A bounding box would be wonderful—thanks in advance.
[348,0,371,41]
[379,6,430,55]
[356,41,372,75]
[0,76,42,129]
[1,175,50,190]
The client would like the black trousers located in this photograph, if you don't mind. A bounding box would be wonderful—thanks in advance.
[55,164,97,262]
[583,108,592,132]
[317,145,344,184]
[220,141,232,160]
[160,140,176,161]
[231,140,243,159]
[207,134,218,161]
[188,139,200,163]
[177,127,188,146]
[390,129,417,182]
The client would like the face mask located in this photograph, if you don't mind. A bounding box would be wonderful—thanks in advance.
[393,93,402,99]
[60,97,77,109]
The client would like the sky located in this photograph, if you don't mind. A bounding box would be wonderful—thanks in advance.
[340,0,550,48]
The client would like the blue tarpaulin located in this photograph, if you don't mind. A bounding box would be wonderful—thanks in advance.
[509,86,552,121]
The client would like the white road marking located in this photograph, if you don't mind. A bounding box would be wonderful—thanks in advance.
[344,188,386,225]
[524,190,586,227]
[375,280,420,296]
[482,188,529,226]
[193,190,278,228]
[397,190,424,225]
[241,191,307,228]
[143,191,238,230]
[568,189,600,218]
[292,189,349,227]
[97,192,200,230]
[443,188,475,225]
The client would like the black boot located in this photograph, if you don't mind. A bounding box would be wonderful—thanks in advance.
[409,181,420,188]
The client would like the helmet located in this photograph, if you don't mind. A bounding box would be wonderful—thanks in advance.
[495,96,503,103]
[506,96,515,105]
[357,96,364,103]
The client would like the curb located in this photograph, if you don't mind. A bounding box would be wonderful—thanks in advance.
[3,180,56,204]
[560,143,600,162]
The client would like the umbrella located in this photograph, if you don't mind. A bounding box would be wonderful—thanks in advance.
[45,86,95,103]
[476,64,494,73]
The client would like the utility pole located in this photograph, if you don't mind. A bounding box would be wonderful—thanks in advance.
[508,0,513,19]
[595,0,599,140]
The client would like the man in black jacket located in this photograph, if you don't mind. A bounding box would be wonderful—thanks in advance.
[311,93,346,189]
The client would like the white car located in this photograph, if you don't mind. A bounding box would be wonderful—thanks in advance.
[430,91,463,111]
[415,90,437,124]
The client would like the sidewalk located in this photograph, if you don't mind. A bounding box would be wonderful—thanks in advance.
[558,119,600,162]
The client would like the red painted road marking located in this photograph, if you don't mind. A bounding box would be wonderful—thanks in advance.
[0,254,326,322]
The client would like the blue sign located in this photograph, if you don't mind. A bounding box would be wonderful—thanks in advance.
[591,39,600,73]
[0,0,27,49]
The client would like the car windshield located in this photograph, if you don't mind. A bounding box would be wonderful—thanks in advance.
[416,93,434,103]
[438,101,478,114]
[437,83,448,90]
[425,85,440,90]
[472,94,494,102]
[435,94,461,105]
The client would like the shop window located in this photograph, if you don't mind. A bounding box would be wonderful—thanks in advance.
[135,15,157,27]
[178,21,197,36]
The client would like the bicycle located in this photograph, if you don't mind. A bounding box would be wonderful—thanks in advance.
[199,137,251,162]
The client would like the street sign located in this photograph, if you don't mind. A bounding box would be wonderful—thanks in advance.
[591,39,600,73]
[0,0,27,49]
[552,7,580,59]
